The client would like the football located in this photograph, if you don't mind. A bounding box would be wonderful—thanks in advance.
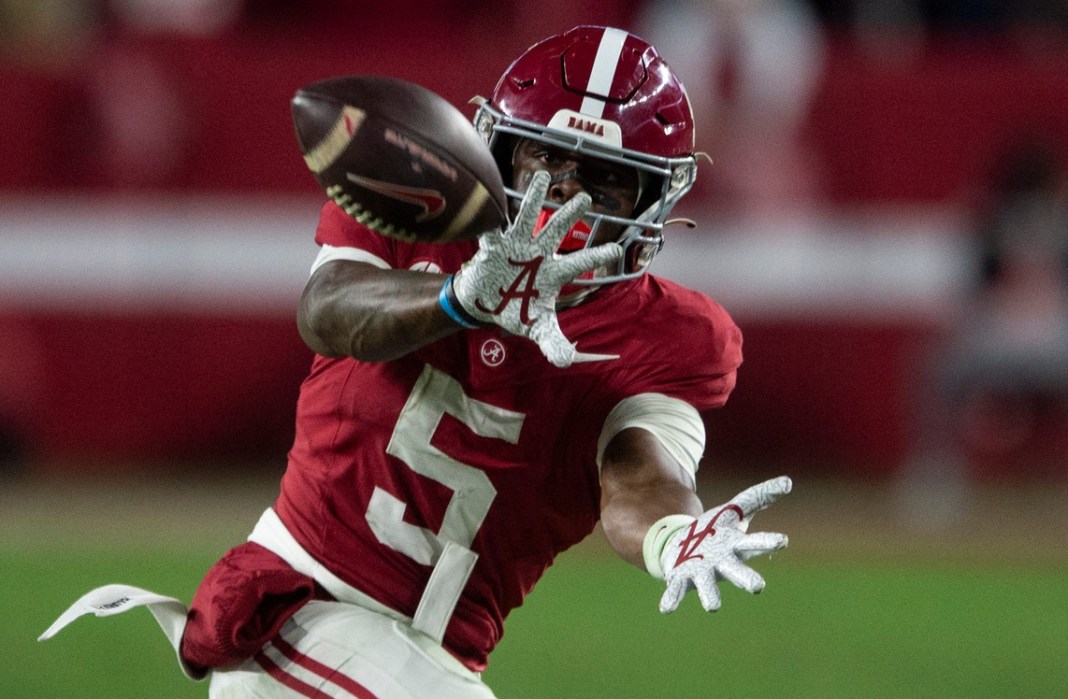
[291,75,508,243]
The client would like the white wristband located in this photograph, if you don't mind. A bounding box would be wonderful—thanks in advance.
[642,514,697,580]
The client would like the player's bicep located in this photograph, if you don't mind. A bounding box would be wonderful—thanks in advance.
[298,256,387,357]
[298,249,458,361]
[596,393,705,487]
[600,427,693,495]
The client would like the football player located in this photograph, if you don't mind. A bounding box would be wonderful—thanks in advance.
[43,25,792,697]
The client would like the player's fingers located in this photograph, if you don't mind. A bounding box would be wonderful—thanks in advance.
[692,570,722,612]
[731,476,793,518]
[717,559,766,594]
[735,532,789,561]
[475,224,505,244]
[659,577,687,614]
[538,193,592,251]
[512,171,551,237]
[529,315,574,368]
[553,242,622,279]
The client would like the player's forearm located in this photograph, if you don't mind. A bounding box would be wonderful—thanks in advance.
[601,481,702,570]
[599,428,703,570]
[298,261,462,361]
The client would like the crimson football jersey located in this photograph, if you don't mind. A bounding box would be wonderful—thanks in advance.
[274,201,742,671]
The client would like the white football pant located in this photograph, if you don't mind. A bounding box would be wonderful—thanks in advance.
[209,600,497,698]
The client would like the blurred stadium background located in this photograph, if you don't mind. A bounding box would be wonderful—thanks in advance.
[2,0,1067,696]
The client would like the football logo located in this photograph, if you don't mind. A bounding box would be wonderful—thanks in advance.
[346,173,447,221]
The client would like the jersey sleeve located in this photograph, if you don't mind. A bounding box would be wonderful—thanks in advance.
[557,278,742,476]
[663,294,742,411]
[314,200,399,264]
[601,283,743,413]
[312,200,478,275]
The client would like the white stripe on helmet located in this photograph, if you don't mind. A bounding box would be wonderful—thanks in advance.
[579,27,628,118]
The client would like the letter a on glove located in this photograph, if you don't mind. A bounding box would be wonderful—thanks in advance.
[655,476,792,613]
[450,170,622,367]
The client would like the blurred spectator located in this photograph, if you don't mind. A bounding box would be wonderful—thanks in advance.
[1,0,244,66]
[106,0,242,36]
[0,424,23,475]
[93,0,240,189]
[0,319,45,476]
[901,136,1068,520]
[0,0,101,70]
[83,45,194,189]
[956,139,1068,463]
[1,0,206,189]
[810,0,1068,37]
[636,0,825,216]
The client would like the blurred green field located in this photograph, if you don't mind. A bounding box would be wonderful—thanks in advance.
[3,471,1066,698]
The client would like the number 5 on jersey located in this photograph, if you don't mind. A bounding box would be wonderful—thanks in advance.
[366,364,523,641]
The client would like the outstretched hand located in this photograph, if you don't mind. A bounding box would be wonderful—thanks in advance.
[450,171,622,367]
[658,476,792,613]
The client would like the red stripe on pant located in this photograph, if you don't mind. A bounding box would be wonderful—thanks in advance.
[254,651,334,698]
[256,635,379,699]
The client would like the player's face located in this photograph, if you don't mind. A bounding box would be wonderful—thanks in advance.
[511,139,640,245]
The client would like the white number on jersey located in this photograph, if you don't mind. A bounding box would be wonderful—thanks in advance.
[366,364,524,640]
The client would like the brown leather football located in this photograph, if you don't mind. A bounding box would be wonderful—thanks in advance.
[292,75,508,243]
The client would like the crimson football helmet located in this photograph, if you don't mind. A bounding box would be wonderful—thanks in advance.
[474,25,699,284]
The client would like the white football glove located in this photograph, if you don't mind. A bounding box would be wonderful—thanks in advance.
[649,476,792,613]
[447,170,622,368]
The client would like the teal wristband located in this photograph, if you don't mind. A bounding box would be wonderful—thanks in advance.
[438,275,483,329]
